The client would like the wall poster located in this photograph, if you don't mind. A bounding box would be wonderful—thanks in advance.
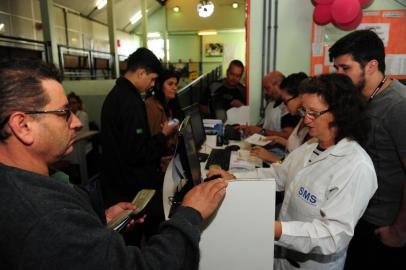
[310,10,406,79]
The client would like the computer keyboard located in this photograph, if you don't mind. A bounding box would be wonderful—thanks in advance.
[205,148,231,171]
[224,125,241,141]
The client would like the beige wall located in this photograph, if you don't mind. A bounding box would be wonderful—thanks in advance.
[62,80,116,126]
[168,34,201,62]
[276,0,313,75]
[202,31,246,77]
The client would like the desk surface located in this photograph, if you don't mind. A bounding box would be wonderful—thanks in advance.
[200,135,262,174]
[163,136,265,219]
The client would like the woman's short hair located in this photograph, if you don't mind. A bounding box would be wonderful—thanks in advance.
[299,73,368,144]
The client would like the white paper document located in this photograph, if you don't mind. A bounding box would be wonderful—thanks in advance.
[244,133,270,146]
[226,106,250,125]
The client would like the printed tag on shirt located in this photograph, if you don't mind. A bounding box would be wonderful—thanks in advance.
[297,186,318,205]
[136,128,143,134]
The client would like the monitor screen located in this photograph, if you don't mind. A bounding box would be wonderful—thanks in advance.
[177,115,202,186]
[192,81,202,104]
[183,103,206,149]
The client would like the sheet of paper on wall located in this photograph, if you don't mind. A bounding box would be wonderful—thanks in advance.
[314,64,323,75]
[225,106,250,125]
[357,23,389,46]
[312,43,323,57]
[385,54,406,75]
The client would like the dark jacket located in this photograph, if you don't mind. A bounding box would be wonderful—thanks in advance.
[0,163,202,270]
[101,77,166,206]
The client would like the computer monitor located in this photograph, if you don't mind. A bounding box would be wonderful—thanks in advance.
[211,97,227,122]
[176,115,202,186]
[178,87,192,109]
[183,103,206,149]
[169,116,202,215]
[192,80,201,104]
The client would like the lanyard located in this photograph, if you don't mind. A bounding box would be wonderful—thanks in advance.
[368,76,387,103]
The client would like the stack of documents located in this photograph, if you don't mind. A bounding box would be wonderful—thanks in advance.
[229,150,262,172]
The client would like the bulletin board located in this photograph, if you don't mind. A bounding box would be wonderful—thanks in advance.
[310,10,406,79]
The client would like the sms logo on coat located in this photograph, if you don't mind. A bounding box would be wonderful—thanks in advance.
[298,187,317,205]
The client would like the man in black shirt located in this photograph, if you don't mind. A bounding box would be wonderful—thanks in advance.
[101,48,178,240]
[203,60,246,120]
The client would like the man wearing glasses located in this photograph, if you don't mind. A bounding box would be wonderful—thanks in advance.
[329,29,406,268]
[0,59,228,269]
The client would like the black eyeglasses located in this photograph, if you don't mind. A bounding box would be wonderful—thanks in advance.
[283,96,297,105]
[298,107,330,120]
[24,108,73,122]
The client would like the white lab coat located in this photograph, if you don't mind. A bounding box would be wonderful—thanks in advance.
[259,138,377,270]
[286,118,308,154]
[263,102,288,132]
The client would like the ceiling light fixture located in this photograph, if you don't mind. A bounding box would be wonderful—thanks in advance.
[173,6,180,12]
[232,2,239,9]
[147,32,161,38]
[130,11,142,24]
[197,1,215,18]
[130,10,148,25]
[198,30,217,36]
[96,0,107,10]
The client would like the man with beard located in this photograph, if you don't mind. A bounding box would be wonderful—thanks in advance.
[329,29,406,269]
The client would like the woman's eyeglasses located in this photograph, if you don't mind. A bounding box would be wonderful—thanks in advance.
[298,107,330,120]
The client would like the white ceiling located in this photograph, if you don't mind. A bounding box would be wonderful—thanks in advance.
[52,0,245,33]
[53,0,162,32]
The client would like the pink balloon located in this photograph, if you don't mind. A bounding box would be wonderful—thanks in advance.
[335,10,363,30]
[315,0,335,4]
[331,0,361,24]
[313,4,333,25]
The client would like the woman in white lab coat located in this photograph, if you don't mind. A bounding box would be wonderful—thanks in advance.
[209,73,378,270]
